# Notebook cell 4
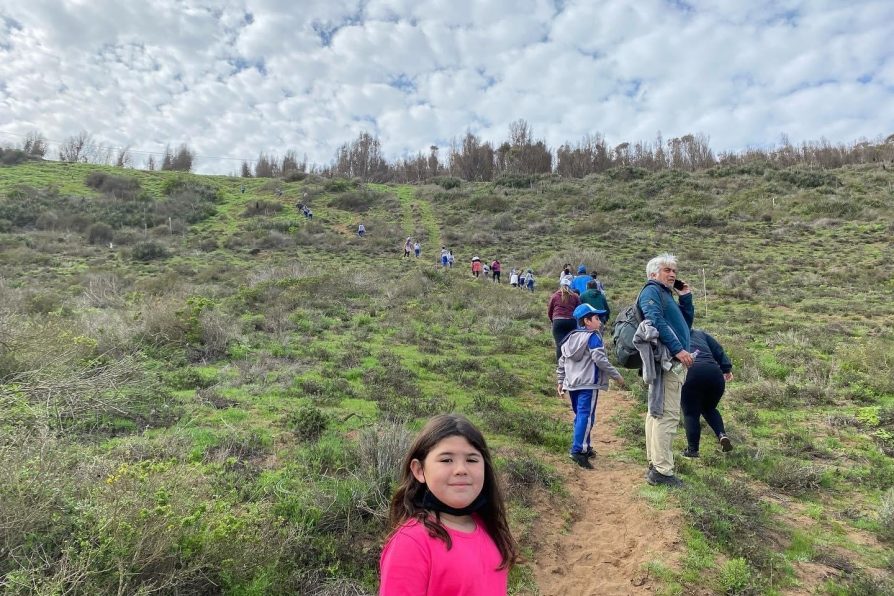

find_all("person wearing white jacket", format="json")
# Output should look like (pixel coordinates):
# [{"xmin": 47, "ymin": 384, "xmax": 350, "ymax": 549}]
[{"xmin": 556, "ymin": 304, "xmax": 626, "ymax": 469}]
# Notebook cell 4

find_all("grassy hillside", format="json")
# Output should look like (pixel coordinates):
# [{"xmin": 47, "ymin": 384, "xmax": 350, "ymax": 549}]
[{"xmin": 0, "ymin": 160, "xmax": 892, "ymax": 594}]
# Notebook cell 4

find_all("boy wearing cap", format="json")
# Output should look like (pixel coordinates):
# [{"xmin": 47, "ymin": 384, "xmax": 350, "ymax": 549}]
[
  {"xmin": 556, "ymin": 303, "xmax": 626, "ymax": 469},
  {"xmin": 570, "ymin": 264, "xmax": 594, "ymax": 295}
]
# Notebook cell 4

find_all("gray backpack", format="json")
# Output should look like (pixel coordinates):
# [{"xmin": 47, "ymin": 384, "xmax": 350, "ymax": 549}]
[{"xmin": 612, "ymin": 287, "xmax": 648, "ymax": 369}]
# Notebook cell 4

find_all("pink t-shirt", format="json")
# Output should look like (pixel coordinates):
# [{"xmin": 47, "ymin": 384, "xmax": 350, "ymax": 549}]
[{"xmin": 379, "ymin": 517, "xmax": 507, "ymax": 596}]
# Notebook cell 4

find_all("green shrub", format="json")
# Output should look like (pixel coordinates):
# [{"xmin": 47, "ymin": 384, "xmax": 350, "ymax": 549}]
[
  {"xmin": 84, "ymin": 171, "xmax": 142, "ymax": 199},
  {"xmin": 242, "ymin": 200, "xmax": 283, "ymax": 217},
  {"xmin": 323, "ymin": 178, "xmax": 354, "ymax": 192},
  {"xmin": 719, "ymin": 557, "xmax": 754, "ymax": 595},
  {"xmin": 289, "ymin": 405, "xmax": 329, "ymax": 441},
  {"xmin": 433, "ymin": 176, "xmax": 462, "ymax": 189},
  {"xmin": 131, "ymin": 241, "xmax": 169, "ymax": 261},
  {"xmin": 86, "ymin": 222, "xmax": 114, "ymax": 244}
]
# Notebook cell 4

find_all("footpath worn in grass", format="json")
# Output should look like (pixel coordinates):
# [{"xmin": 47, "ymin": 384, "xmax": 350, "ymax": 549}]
[{"xmin": 0, "ymin": 160, "xmax": 893, "ymax": 594}]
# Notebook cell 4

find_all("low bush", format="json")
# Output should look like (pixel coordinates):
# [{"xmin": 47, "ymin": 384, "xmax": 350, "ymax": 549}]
[
  {"xmin": 879, "ymin": 488, "xmax": 894, "ymax": 543},
  {"xmin": 86, "ymin": 221, "xmax": 113, "ymax": 245},
  {"xmin": 131, "ymin": 241, "xmax": 169, "ymax": 261},
  {"xmin": 433, "ymin": 176, "xmax": 462, "ymax": 189},
  {"xmin": 323, "ymin": 178, "xmax": 355, "ymax": 192},
  {"xmin": 242, "ymin": 200, "xmax": 283, "ymax": 217},
  {"xmin": 84, "ymin": 171, "xmax": 142, "ymax": 199},
  {"xmin": 289, "ymin": 405, "xmax": 329, "ymax": 442}
]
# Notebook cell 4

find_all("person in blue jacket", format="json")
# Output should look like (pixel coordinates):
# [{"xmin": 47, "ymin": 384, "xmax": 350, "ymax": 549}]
[
  {"xmin": 638, "ymin": 253, "xmax": 695, "ymax": 488},
  {"xmin": 681, "ymin": 329, "xmax": 734, "ymax": 458},
  {"xmin": 570, "ymin": 264, "xmax": 593, "ymax": 295}
]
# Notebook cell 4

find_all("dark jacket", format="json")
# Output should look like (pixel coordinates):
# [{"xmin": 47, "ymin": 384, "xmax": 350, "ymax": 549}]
[
  {"xmin": 638, "ymin": 280, "xmax": 693, "ymax": 356},
  {"xmin": 580, "ymin": 289, "xmax": 610, "ymax": 321},
  {"xmin": 689, "ymin": 329, "xmax": 732, "ymax": 374}
]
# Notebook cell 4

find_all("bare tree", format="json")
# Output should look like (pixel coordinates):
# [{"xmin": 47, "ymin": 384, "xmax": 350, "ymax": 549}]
[
  {"xmin": 59, "ymin": 131, "xmax": 93, "ymax": 163},
  {"xmin": 22, "ymin": 130, "xmax": 48, "ymax": 157},
  {"xmin": 240, "ymin": 160, "xmax": 252, "ymax": 177},
  {"xmin": 146, "ymin": 155, "xmax": 157, "ymax": 171},
  {"xmin": 115, "ymin": 147, "xmax": 132, "ymax": 168}
]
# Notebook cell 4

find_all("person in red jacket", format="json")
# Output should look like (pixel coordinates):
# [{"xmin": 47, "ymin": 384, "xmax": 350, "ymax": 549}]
[{"xmin": 547, "ymin": 280, "xmax": 581, "ymax": 361}]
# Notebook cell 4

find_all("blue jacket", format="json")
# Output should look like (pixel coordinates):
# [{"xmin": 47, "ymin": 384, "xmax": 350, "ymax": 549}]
[
  {"xmin": 637, "ymin": 280, "xmax": 693, "ymax": 356},
  {"xmin": 570, "ymin": 274, "xmax": 593, "ymax": 295}
]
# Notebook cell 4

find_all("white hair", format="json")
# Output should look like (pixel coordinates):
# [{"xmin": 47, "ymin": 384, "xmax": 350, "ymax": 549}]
[{"xmin": 646, "ymin": 253, "xmax": 678, "ymax": 279}]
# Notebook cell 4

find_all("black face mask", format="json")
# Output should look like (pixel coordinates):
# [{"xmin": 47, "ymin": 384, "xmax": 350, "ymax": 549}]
[{"xmin": 418, "ymin": 488, "xmax": 488, "ymax": 517}]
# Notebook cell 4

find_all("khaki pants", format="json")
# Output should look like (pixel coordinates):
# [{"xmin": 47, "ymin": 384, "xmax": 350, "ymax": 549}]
[{"xmin": 645, "ymin": 366, "xmax": 687, "ymax": 476}]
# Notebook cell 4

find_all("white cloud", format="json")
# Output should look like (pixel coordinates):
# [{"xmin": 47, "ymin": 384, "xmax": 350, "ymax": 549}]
[{"xmin": 0, "ymin": 0, "xmax": 892, "ymax": 173}]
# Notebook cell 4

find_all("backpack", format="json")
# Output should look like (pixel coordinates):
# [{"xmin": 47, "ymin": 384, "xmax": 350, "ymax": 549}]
[{"xmin": 612, "ymin": 286, "xmax": 650, "ymax": 369}]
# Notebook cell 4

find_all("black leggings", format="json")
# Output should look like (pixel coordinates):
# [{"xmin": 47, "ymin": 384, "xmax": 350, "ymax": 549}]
[
  {"xmin": 552, "ymin": 318, "xmax": 577, "ymax": 361},
  {"xmin": 681, "ymin": 370, "xmax": 726, "ymax": 451}
]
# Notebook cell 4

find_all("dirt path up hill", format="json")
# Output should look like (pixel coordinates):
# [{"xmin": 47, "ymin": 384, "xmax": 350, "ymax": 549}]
[{"xmin": 530, "ymin": 390, "xmax": 684, "ymax": 595}]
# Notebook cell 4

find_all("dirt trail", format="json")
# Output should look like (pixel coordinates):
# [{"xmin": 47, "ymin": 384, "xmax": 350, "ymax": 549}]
[{"xmin": 530, "ymin": 390, "xmax": 684, "ymax": 595}]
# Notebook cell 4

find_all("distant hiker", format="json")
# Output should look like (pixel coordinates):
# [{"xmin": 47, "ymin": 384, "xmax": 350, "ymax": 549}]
[
  {"xmin": 547, "ymin": 280, "xmax": 581, "ymax": 361},
  {"xmin": 559, "ymin": 264, "xmax": 573, "ymax": 288},
  {"xmin": 570, "ymin": 264, "xmax": 594, "ymax": 295},
  {"xmin": 556, "ymin": 303, "xmax": 625, "ymax": 469},
  {"xmin": 482, "ymin": 263, "xmax": 490, "ymax": 279},
  {"xmin": 404, "ymin": 237, "xmax": 413, "ymax": 258},
  {"xmin": 471, "ymin": 256, "xmax": 482, "ymax": 278},
  {"xmin": 441, "ymin": 247, "xmax": 449, "ymax": 267},
  {"xmin": 306, "ymin": 208, "xmax": 313, "ymax": 219},
  {"xmin": 580, "ymin": 279, "xmax": 610, "ymax": 324},
  {"xmin": 681, "ymin": 329, "xmax": 734, "ymax": 458},
  {"xmin": 509, "ymin": 268, "xmax": 519, "ymax": 287},
  {"xmin": 414, "ymin": 241, "xmax": 421, "ymax": 258},
  {"xmin": 275, "ymin": 188, "xmax": 283, "ymax": 197},
  {"xmin": 240, "ymin": 184, "xmax": 246, "ymax": 194},
  {"xmin": 525, "ymin": 269, "xmax": 535, "ymax": 292},
  {"xmin": 379, "ymin": 414, "xmax": 517, "ymax": 594},
  {"xmin": 591, "ymin": 270, "xmax": 605, "ymax": 293},
  {"xmin": 447, "ymin": 250, "xmax": 455, "ymax": 268},
  {"xmin": 637, "ymin": 253, "xmax": 694, "ymax": 489},
  {"xmin": 358, "ymin": 223, "xmax": 366, "ymax": 237},
  {"xmin": 491, "ymin": 259, "xmax": 501, "ymax": 283}
]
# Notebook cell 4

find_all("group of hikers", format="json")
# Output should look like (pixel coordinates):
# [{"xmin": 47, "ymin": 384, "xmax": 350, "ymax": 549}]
[
  {"xmin": 378, "ymin": 252, "xmax": 735, "ymax": 595},
  {"xmin": 551, "ymin": 253, "xmax": 733, "ymax": 485}
]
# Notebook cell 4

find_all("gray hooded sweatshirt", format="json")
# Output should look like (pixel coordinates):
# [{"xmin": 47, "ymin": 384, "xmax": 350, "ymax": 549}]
[{"xmin": 556, "ymin": 329, "xmax": 623, "ymax": 392}]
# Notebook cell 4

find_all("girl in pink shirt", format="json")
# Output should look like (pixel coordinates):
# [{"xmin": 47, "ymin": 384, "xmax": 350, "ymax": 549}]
[{"xmin": 379, "ymin": 414, "xmax": 517, "ymax": 596}]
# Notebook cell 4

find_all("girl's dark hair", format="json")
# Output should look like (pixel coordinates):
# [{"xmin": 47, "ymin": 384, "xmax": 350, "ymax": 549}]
[{"xmin": 387, "ymin": 414, "xmax": 517, "ymax": 570}]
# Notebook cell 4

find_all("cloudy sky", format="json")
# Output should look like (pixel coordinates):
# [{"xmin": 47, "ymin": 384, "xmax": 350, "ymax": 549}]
[{"xmin": 1, "ymin": 0, "xmax": 892, "ymax": 174}]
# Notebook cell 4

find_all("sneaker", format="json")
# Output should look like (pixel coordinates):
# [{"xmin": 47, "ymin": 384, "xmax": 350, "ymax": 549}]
[
  {"xmin": 585, "ymin": 448, "xmax": 596, "ymax": 459},
  {"xmin": 719, "ymin": 434, "xmax": 733, "ymax": 452},
  {"xmin": 570, "ymin": 452, "xmax": 594, "ymax": 469},
  {"xmin": 645, "ymin": 463, "xmax": 654, "ymax": 480},
  {"xmin": 681, "ymin": 447, "xmax": 700, "ymax": 459},
  {"xmin": 646, "ymin": 468, "xmax": 684, "ymax": 488}
]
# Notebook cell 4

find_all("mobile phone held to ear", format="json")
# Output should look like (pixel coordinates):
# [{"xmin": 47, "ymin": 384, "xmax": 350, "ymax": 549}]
[{"xmin": 673, "ymin": 279, "xmax": 686, "ymax": 291}]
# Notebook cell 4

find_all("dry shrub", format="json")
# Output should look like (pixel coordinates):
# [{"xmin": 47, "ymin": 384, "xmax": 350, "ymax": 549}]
[
  {"xmin": 78, "ymin": 271, "xmax": 127, "ymax": 308},
  {"xmin": 540, "ymin": 248, "xmax": 614, "ymax": 281},
  {"xmin": 354, "ymin": 419, "xmax": 413, "ymax": 518}
]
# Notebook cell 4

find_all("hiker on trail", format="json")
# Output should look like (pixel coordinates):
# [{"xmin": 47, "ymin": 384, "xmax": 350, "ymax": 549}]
[
  {"xmin": 379, "ymin": 414, "xmax": 517, "ymax": 595},
  {"xmin": 414, "ymin": 241, "xmax": 421, "ymax": 258},
  {"xmin": 471, "ymin": 257, "xmax": 482, "ymax": 278},
  {"xmin": 447, "ymin": 250, "xmax": 455, "ymax": 268},
  {"xmin": 440, "ymin": 247, "xmax": 449, "ymax": 267},
  {"xmin": 525, "ymin": 269, "xmax": 535, "ymax": 292},
  {"xmin": 591, "ymin": 270, "xmax": 606, "ymax": 293},
  {"xmin": 580, "ymin": 279, "xmax": 610, "ymax": 324},
  {"xmin": 404, "ymin": 237, "xmax": 413, "ymax": 258},
  {"xmin": 637, "ymin": 253, "xmax": 695, "ymax": 488},
  {"xmin": 482, "ymin": 262, "xmax": 490, "ymax": 279},
  {"xmin": 491, "ymin": 259, "xmax": 501, "ymax": 283},
  {"xmin": 559, "ymin": 264, "xmax": 573, "ymax": 288},
  {"xmin": 509, "ymin": 268, "xmax": 519, "ymax": 287},
  {"xmin": 570, "ymin": 264, "xmax": 594, "ymax": 295},
  {"xmin": 556, "ymin": 304, "xmax": 626, "ymax": 469},
  {"xmin": 547, "ymin": 280, "xmax": 581, "ymax": 361},
  {"xmin": 358, "ymin": 223, "xmax": 366, "ymax": 237},
  {"xmin": 240, "ymin": 184, "xmax": 246, "ymax": 194},
  {"xmin": 681, "ymin": 329, "xmax": 734, "ymax": 458},
  {"xmin": 517, "ymin": 269, "xmax": 526, "ymax": 289}
]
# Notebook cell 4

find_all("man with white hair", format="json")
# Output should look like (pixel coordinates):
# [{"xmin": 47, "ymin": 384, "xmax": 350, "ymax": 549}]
[{"xmin": 638, "ymin": 253, "xmax": 695, "ymax": 488}]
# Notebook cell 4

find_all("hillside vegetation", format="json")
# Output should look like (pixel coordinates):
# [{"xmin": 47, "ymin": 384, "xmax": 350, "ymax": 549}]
[{"xmin": 0, "ymin": 160, "xmax": 892, "ymax": 594}]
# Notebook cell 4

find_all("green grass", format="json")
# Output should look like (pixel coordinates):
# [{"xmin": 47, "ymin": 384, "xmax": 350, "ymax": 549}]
[{"xmin": 1, "ymin": 160, "xmax": 893, "ymax": 592}]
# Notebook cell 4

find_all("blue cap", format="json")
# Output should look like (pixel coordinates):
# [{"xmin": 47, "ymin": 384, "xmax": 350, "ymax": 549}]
[
  {"xmin": 577, "ymin": 264, "xmax": 586, "ymax": 273},
  {"xmin": 573, "ymin": 303, "xmax": 606, "ymax": 320}
]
